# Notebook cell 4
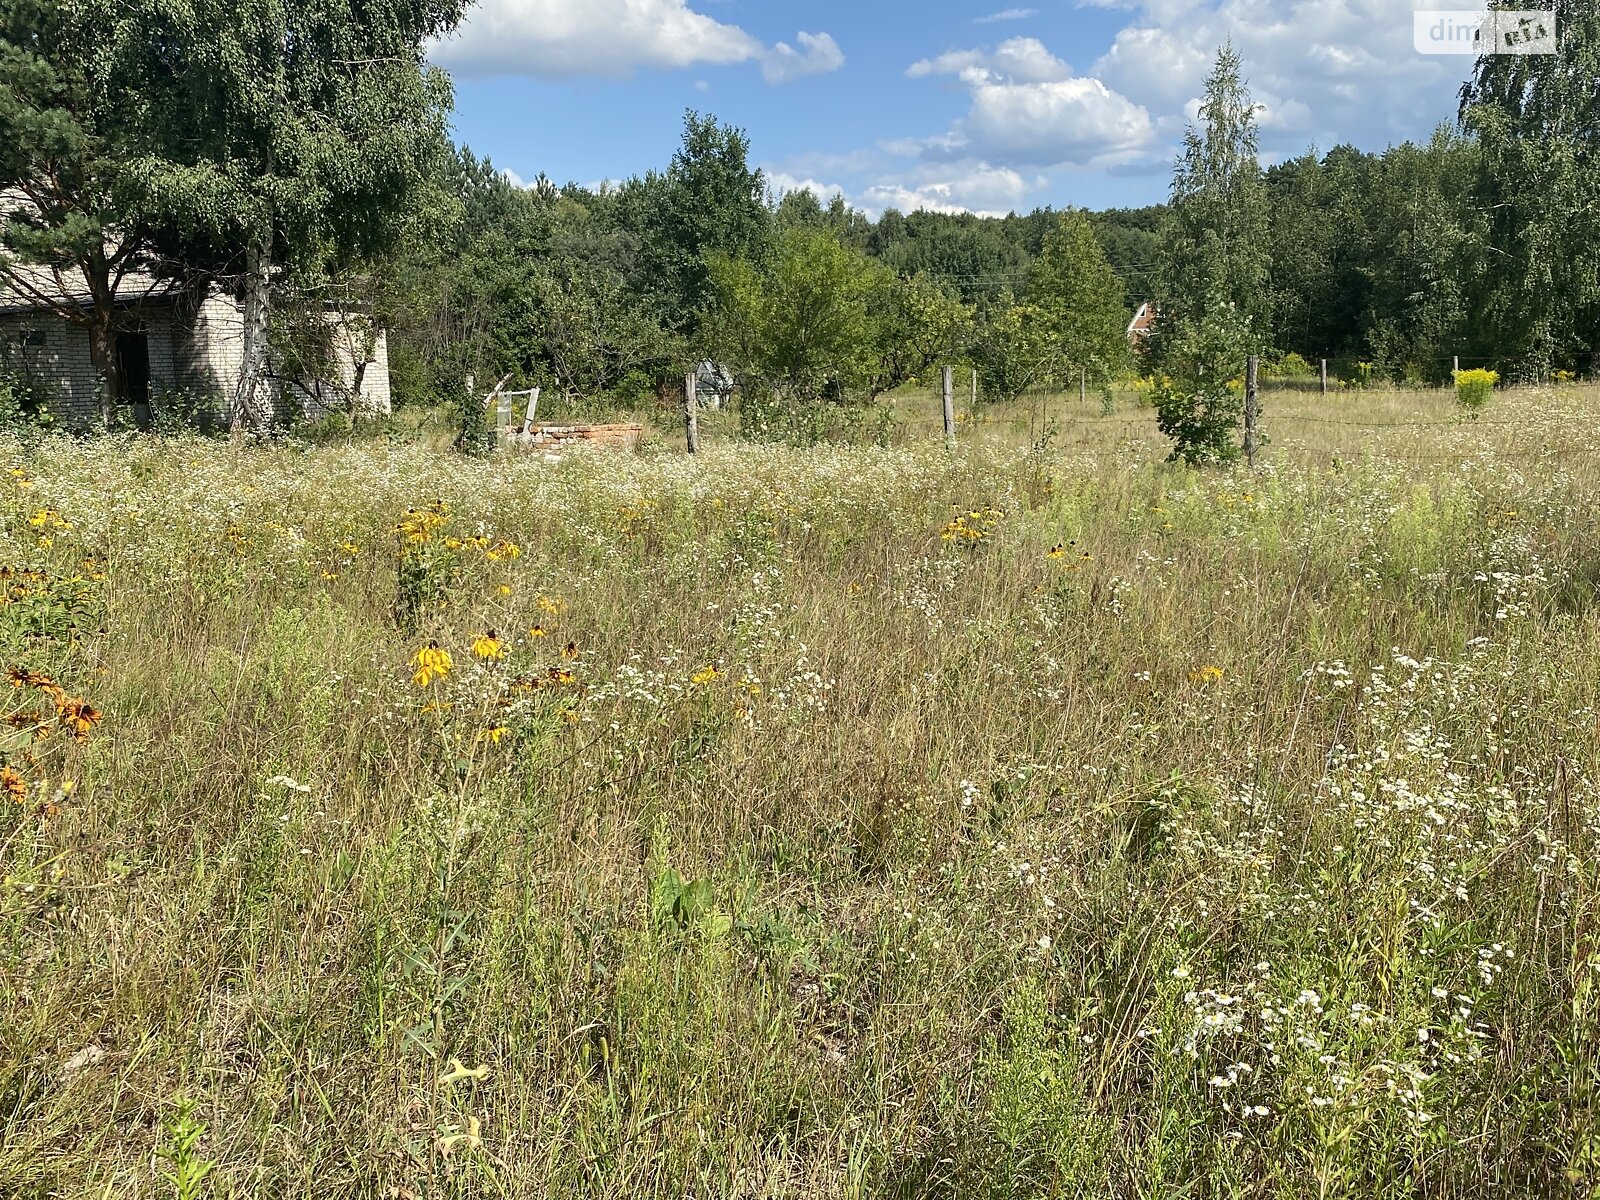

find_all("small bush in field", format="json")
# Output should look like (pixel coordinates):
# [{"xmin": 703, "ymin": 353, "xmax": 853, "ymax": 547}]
[
  {"xmin": 1454, "ymin": 368, "xmax": 1498, "ymax": 416},
  {"xmin": 1267, "ymin": 352, "xmax": 1316, "ymax": 379}
]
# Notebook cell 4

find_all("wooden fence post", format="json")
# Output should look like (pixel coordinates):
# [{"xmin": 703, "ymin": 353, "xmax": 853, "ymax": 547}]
[
  {"xmin": 971, "ymin": 368, "xmax": 978, "ymax": 413},
  {"xmin": 1079, "ymin": 366, "xmax": 1087, "ymax": 405},
  {"xmin": 1320, "ymin": 358, "xmax": 1328, "ymax": 397},
  {"xmin": 942, "ymin": 365, "xmax": 956, "ymax": 449},
  {"xmin": 1244, "ymin": 355, "xmax": 1259, "ymax": 468},
  {"xmin": 684, "ymin": 371, "xmax": 700, "ymax": 455},
  {"xmin": 1453, "ymin": 355, "xmax": 1460, "ymax": 377},
  {"xmin": 482, "ymin": 373, "xmax": 512, "ymax": 451}
]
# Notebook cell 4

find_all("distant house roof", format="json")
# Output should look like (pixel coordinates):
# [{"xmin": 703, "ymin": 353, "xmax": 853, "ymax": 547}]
[
  {"xmin": 0, "ymin": 191, "xmax": 185, "ymax": 316},
  {"xmin": 1127, "ymin": 302, "xmax": 1157, "ymax": 339},
  {"xmin": 0, "ymin": 261, "xmax": 185, "ymax": 317}
]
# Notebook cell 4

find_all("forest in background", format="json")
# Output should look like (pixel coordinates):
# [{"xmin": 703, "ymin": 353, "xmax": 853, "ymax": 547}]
[
  {"xmin": 379, "ymin": 81, "xmax": 1595, "ymax": 422},
  {"xmin": 2, "ymin": 1, "xmax": 1596, "ymax": 449}
]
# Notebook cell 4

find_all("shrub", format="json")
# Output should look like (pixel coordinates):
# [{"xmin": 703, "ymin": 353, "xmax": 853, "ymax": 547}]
[
  {"xmin": 1453, "ymin": 368, "xmax": 1498, "ymax": 416},
  {"xmin": 0, "ymin": 356, "xmax": 55, "ymax": 433},
  {"xmin": 1267, "ymin": 352, "xmax": 1316, "ymax": 379},
  {"xmin": 1148, "ymin": 302, "xmax": 1258, "ymax": 465}
]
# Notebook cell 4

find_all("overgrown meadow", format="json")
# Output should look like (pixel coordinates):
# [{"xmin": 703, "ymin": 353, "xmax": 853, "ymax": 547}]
[{"xmin": 3, "ymin": 388, "xmax": 1599, "ymax": 1198}]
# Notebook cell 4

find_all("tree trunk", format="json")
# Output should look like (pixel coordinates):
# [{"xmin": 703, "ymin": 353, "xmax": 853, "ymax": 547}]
[
  {"xmin": 233, "ymin": 241, "xmax": 272, "ymax": 434},
  {"xmin": 82, "ymin": 252, "xmax": 123, "ymax": 429},
  {"xmin": 85, "ymin": 315, "xmax": 122, "ymax": 431}
]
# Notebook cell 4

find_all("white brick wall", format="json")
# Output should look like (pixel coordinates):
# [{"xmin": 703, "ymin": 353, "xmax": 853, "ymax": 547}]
[
  {"xmin": 0, "ymin": 315, "xmax": 101, "ymax": 425},
  {"xmin": 282, "ymin": 318, "xmax": 394, "ymax": 420},
  {"xmin": 1, "ymin": 290, "xmax": 393, "ymax": 428}
]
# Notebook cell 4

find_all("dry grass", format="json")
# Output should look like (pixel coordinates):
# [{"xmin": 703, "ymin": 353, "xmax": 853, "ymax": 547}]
[{"xmin": 3, "ymin": 384, "xmax": 1599, "ymax": 1198}]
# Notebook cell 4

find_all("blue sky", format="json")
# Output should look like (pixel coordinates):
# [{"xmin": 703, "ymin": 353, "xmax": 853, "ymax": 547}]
[{"xmin": 429, "ymin": 1, "xmax": 1482, "ymax": 215}]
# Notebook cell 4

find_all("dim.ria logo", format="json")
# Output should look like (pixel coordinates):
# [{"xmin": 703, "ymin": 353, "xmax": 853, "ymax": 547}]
[{"xmin": 1413, "ymin": 8, "xmax": 1557, "ymax": 55}]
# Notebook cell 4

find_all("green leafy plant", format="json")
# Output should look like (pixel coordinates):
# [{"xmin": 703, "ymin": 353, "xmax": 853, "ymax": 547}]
[
  {"xmin": 649, "ymin": 866, "xmax": 727, "ymax": 935},
  {"xmin": 1267, "ymin": 351, "xmax": 1317, "ymax": 379},
  {"xmin": 155, "ymin": 1098, "xmax": 216, "ymax": 1200},
  {"xmin": 1149, "ymin": 302, "xmax": 1257, "ymax": 464},
  {"xmin": 0, "ymin": 362, "xmax": 53, "ymax": 433}
]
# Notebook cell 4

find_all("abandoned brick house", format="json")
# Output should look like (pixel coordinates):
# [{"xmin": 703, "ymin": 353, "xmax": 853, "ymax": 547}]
[{"xmin": 0, "ymin": 262, "xmax": 391, "ymax": 430}]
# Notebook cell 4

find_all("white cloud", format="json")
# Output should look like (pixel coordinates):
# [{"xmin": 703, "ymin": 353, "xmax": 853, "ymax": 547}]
[
  {"xmin": 954, "ymin": 76, "xmax": 1156, "ymax": 166},
  {"xmin": 858, "ymin": 164, "xmax": 1035, "ymax": 217},
  {"xmin": 431, "ymin": 0, "xmax": 841, "ymax": 86},
  {"xmin": 765, "ymin": 172, "xmax": 849, "ymax": 206},
  {"xmin": 976, "ymin": 8, "xmax": 1038, "ymax": 23},
  {"xmin": 766, "ymin": 159, "xmax": 1038, "ymax": 218},
  {"xmin": 908, "ymin": 38, "xmax": 1155, "ymax": 169},
  {"xmin": 762, "ymin": 32, "xmax": 846, "ymax": 85},
  {"xmin": 908, "ymin": 37, "xmax": 1073, "ymax": 85},
  {"xmin": 1089, "ymin": 0, "xmax": 1466, "ymax": 154}
]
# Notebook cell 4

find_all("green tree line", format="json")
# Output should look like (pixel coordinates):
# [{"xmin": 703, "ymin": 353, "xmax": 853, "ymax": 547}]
[{"xmin": 1, "ymin": 1, "xmax": 1595, "ymax": 443}]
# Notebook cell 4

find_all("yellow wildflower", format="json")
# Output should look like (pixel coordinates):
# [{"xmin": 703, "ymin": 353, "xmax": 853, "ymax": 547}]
[
  {"xmin": 536, "ymin": 595, "xmax": 565, "ymax": 615},
  {"xmin": 478, "ymin": 725, "xmax": 510, "ymax": 745},
  {"xmin": 528, "ymin": 624, "xmax": 549, "ymax": 639},
  {"xmin": 1189, "ymin": 664, "xmax": 1225, "ymax": 686},
  {"xmin": 690, "ymin": 665, "xmax": 720, "ymax": 687},
  {"xmin": 412, "ymin": 643, "xmax": 454, "ymax": 687},
  {"xmin": 472, "ymin": 632, "xmax": 506, "ymax": 661}
]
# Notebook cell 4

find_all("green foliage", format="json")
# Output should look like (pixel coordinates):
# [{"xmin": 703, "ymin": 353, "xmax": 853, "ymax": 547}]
[
  {"xmin": 0, "ymin": 356, "xmax": 52, "ymax": 435},
  {"xmin": 979, "ymin": 979, "xmax": 1108, "ymax": 1197},
  {"xmin": 871, "ymin": 208, "xmax": 1029, "ymax": 305},
  {"xmin": 970, "ymin": 290, "xmax": 1054, "ymax": 406},
  {"xmin": 1454, "ymin": 368, "xmax": 1498, "ymax": 415},
  {"xmin": 657, "ymin": 111, "xmax": 771, "ymax": 336},
  {"xmin": 1150, "ymin": 45, "xmax": 1270, "ymax": 463},
  {"xmin": 1461, "ymin": 1, "xmax": 1600, "ymax": 376},
  {"xmin": 1150, "ymin": 303, "xmax": 1256, "ymax": 464},
  {"xmin": 866, "ymin": 270, "xmax": 973, "ymax": 399},
  {"xmin": 708, "ymin": 226, "xmax": 965, "ymax": 440},
  {"xmin": 1026, "ymin": 209, "xmax": 1130, "ymax": 394},
  {"xmin": 1155, "ymin": 44, "xmax": 1273, "ymax": 339},
  {"xmin": 1267, "ymin": 352, "xmax": 1317, "ymax": 379},
  {"xmin": 149, "ymin": 388, "xmax": 221, "ymax": 436},
  {"xmin": 0, "ymin": 0, "xmax": 467, "ymax": 424},
  {"xmin": 708, "ymin": 227, "xmax": 879, "ymax": 406},
  {"xmin": 523, "ymin": 211, "xmax": 682, "ymax": 402},
  {"xmin": 155, "ymin": 1098, "xmax": 216, "ymax": 1200},
  {"xmin": 0, "ymin": 563, "xmax": 100, "ymax": 644},
  {"xmin": 649, "ymin": 866, "xmax": 725, "ymax": 935}
]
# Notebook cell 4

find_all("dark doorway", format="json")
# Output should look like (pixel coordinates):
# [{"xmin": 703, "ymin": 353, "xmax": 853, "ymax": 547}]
[{"xmin": 115, "ymin": 329, "xmax": 152, "ymax": 430}]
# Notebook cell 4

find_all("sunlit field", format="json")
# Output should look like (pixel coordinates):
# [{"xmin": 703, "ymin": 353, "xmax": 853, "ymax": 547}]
[{"xmin": 4, "ymin": 385, "xmax": 1600, "ymax": 1198}]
